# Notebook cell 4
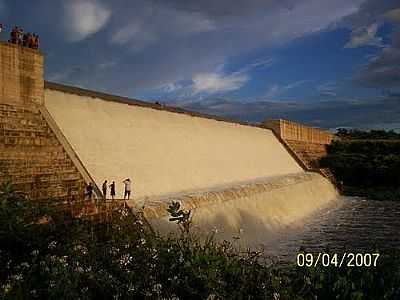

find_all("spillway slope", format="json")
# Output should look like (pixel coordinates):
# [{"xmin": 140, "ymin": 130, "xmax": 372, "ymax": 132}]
[{"xmin": 45, "ymin": 87, "xmax": 303, "ymax": 199}]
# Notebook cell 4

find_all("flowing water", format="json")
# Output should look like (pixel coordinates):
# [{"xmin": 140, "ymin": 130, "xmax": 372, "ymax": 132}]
[
  {"xmin": 148, "ymin": 172, "xmax": 339, "ymax": 247},
  {"xmin": 147, "ymin": 173, "xmax": 399, "ymax": 265},
  {"xmin": 262, "ymin": 197, "xmax": 400, "ymax": 262}
]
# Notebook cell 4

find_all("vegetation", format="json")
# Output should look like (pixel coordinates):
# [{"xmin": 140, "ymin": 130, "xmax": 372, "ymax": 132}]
[
  {"xmin": 335, "ymin": 128, "xmax": 400, "ymax": 140},
  {"xmin": 320, "ymin": 129, "xmax": 400, "ymax": 201},
  {"xmin": 1, "ymin": 183, "xmax": 400, "ymax": 299}
]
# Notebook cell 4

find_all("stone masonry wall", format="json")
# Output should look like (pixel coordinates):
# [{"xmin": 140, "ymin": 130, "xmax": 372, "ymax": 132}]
[
  {"xmin": 0, "ymin": 42, "xmax": 86, "ymax": 202},
  {"xmin": 263, "ymin": 119, "xmax": 335, "ymax": 170},
  {"xmin": 0, "ymin": 42, "xmax": 44, "ymax": 106}
]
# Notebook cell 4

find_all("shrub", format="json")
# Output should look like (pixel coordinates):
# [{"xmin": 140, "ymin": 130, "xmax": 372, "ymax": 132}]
[{"xmin": 1, "ymin": 184, "xmax": 400, "ymax": 299}]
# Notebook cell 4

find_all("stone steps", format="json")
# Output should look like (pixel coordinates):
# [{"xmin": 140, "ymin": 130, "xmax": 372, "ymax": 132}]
[{"xmin": 0, "ymin": 102, "xmax": 86, "ymax": 202}]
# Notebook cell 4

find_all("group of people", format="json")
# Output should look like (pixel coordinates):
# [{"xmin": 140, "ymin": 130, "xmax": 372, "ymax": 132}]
[
  {"xmin": 85, "ymin": 179, "xmax": 132, "ymax": 201},
  {"xmin": 0, "ymin": 24, "xmax": 40, "ymax": 49}
]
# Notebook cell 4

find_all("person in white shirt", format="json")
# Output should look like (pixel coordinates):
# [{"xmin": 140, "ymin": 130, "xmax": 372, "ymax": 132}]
[{"xmin": 123, "ymin": 178, "xmax": 132, "ymax": 200}]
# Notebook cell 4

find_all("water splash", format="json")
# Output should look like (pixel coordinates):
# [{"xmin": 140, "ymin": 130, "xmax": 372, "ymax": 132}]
[{"xmin": 143, "ymin": 172, "xmax": 338, "ymax": 248}]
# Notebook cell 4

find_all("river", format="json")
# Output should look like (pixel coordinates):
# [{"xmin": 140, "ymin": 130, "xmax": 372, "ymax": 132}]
[{"xmin": 262, "ymin": 197, "xmax": 400, "ymax": 262}]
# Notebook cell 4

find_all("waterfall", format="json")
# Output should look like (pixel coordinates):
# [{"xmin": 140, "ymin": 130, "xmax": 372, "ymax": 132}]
[{"xmin": 144, "ymin": 172, "xmax": 338, "ymax": 248}]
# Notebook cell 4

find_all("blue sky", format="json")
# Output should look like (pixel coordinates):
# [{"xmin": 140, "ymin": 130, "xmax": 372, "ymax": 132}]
[{"xmin": 0, "ymin": 0, "xmax": 399, "ymax": 129}]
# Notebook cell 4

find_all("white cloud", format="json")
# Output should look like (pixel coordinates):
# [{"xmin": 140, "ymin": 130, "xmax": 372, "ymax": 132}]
[
  {"xmin": 111, "ymin": 5, "xmax": 215, "ymax": 49},
  {"xmin": 188, "ymin": 57, "xmax": 276, "ymax": 95},
  {"xmin": 265, "ymin": 84, "xmax": 281, "ymax": 98},
  {"xmin": 173, "ymin": 11, "xmax": 216, "ymax": 34},
  {"xmin": 159, "ymin": 82, "xmax": 185, "ymax": 93},
  {"xmin": 52, "ymin": 0, "xmax": 368, "ymax": 95},
  {"xmin": 112, "ymin": 22, "xmax": 157, "ymax": 50},
  {"xmin": 344, "ymin": 22, "xmax": 384, "ymax": 48},
  {"xmin": 265, "ymin": 80, "xmax": 313, "ymax": 98},
  {"xmin": 64, "ymin": 0, "xmax": 111, "ymax": 42},
  {"xmin": 149, "ymin": 57, "xmax": 273, "ymax": 98},
  {"xmin": 318, "ymin": 81, "xmax": 338, "ymax": 96},
  {"xmin": 236, "ymin": 58, "xmax": 275, "ymax": 75},
  {"xmin": 191, "ymin": 72, "xmax": 248, "ymax": 95},
  {"xmin": 98, "ymin": 60, "xmax": 118, "ymax": 69}
]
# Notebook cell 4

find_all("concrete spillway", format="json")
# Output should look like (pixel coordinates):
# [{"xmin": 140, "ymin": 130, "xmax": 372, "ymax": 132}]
[
  {"xmin": 147, "ymin": 172, "xmax": 338, "ymax": 247},
  {"xmin": 44, "ymin": 87, "xmax": 303, "ymax": 200}
]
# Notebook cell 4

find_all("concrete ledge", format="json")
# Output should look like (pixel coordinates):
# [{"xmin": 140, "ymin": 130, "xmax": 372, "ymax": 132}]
[
  {"xmin": 145, "ymin": 172, "xmax": 338, "ymax": 247},
  {"xmin": 139, "ymin": 172, "xmax": 330, "ymax": 219}
]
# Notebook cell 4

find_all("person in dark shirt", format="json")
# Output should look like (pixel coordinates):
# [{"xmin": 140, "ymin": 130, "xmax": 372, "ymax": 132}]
[
  {"xmin": 22, "ymin": 32, "xmax": 29, "ymax": 47},
  {"xmin": 85, "ymin": 183, "xmax": 94, "ymax": 201},
  {"xmin": 32, "ymin": 34, "xmax": 39, "ymax": 49},
  {"xmin": 110, "ymin": 181, "xmax": 116, "ymax": 200},
  {"xmin": 10, "ymin": 26, "xmax": 18, "ymax": 44},
  {"xmin": 102, "ymin": 180, "xmax": 108, "ymax": 199}
]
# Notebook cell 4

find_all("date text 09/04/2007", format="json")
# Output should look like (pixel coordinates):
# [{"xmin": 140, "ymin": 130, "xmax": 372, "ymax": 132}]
[{"xmin": 296, "ymin": 252, "xmax": 380, "ymax": 267}]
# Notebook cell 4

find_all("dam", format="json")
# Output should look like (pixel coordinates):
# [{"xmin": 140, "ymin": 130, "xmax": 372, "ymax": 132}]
[{"xmin": 0, "ymin": 41, "xmax": 339, "ymax": 247}]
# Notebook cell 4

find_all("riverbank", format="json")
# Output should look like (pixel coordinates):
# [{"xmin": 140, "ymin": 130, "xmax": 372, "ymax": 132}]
[{"xmin": 320, "ymin": 130, "xmax": 400, "ymax": 201}]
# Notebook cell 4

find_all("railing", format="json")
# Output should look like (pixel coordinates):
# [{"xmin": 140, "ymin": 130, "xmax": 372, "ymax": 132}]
[{"xmin": 38, "ymin": 105, "xmax": 104, "ymax": 200}]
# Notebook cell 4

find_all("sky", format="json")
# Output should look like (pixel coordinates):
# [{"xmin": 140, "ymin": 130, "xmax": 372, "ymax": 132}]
[{"xmin": 0, "ymin": 0, "xmax": 399, "ymax": 129}]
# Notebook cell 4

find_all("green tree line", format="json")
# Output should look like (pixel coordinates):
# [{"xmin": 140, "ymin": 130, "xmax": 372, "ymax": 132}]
[{"xmin": 320, "ymin": 129, "xmax": 400, "ymax": 201}]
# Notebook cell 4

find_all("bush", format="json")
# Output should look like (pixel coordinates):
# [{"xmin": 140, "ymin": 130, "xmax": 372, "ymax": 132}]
[
  {"xmin": 1, "ymin": 183, "xmax": 400, "ymax": 299},
  {"xmin": 320, "ymin": 140, "xmax": 400, "ymax": 200}
]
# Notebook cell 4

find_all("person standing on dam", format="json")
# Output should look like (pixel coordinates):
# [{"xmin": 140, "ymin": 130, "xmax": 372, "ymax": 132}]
[
  {"xmin": 123, "ymin": 178, "xmax": 132, "ymax": 200},
  {"xmin": 102, "ymin": 180, "xmax": 108, "ymax": 199},
  {"xmin": 110, "ymin": 181, "xmax": 116, "ymax": 200},
  {"xmin": 85, "ymin": 182, "xmax": 94, "ymax": 201}
]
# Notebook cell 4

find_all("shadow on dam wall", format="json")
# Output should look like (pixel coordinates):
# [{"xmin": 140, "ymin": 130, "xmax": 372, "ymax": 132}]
[{"xmin": 144, "ymin": 172, "xmax": 338, "ymax": 249}]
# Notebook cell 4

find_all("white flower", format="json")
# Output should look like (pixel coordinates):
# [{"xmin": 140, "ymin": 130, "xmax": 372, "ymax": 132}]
[
  {"xmin": 152, "ymin": 283, "xmax": 162, "ymax": 294},
  {"xmin": 2, "ymin": 282, "xmax": 12, "ymax": 293},
  {"xmin": 14, "ymin": 274, "xmax": 23, "ymax": 281},
  {"xmin": 119, "ymin": 254, "xmax": 133, "ymax": 267},
  {"xmin": 73, "ymin": 244, "xmax": 88, "ymax": 255},
  {"xmin": 128, "ymin": 283, "xmax": 135, "ymax": 292},
  {"xmin": 48, "ymin": 241, "xmax": 57, "ymax": 250},
  {"xmin": 120, "ymin": 208, "xmax": 129, "ymax": 217}
]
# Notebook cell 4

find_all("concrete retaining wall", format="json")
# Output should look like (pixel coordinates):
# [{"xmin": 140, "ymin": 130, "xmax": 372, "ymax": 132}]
[{"xmin": 264, "ymin": 119, "xmax": 335, "ymax": 169}]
